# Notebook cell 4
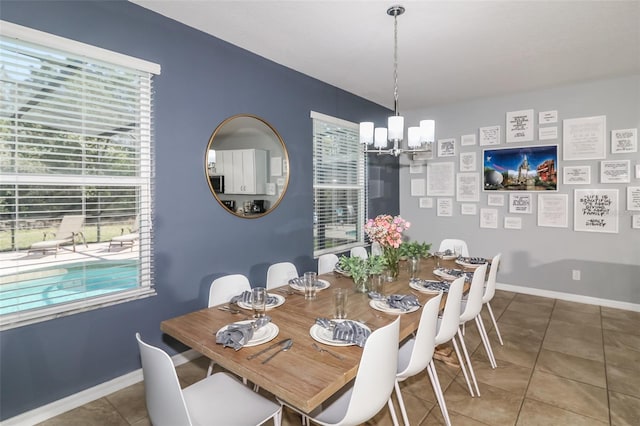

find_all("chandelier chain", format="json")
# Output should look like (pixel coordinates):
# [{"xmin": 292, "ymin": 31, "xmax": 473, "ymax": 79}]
[{"xmin": 393, "ymin": 12, "xmax": 399, "ymax": 116}]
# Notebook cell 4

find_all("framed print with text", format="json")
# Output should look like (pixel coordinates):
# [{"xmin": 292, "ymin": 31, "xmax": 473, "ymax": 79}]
[{"xmin": 574, "ymin": 189, "xmax": 618, "ymax": 233}]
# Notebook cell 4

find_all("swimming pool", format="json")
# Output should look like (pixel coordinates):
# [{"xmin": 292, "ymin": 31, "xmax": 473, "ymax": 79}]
[{"xmin": 0, "ymin": 260, "xmax": 139, "ymax": 315}]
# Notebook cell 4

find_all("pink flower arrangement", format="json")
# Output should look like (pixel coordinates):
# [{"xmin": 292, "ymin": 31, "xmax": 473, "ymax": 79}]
[{"xmin": 364, "ymin": 214, "xmax": 411, "ymax": 249}]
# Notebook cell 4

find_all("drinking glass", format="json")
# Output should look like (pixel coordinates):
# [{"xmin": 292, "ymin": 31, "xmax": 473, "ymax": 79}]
[
  {"xmin": 251, "ymin": 287, "xmax": 267, "ymax": 318},
  {"xmin": 368, "ymin": 274, "xmax": 383, "ymax": 294},
  {"xmin": 303, "ymin": 271, "xmax": 317, "ymax": 300},
  {"xmin": 333, "ymin": 288, "xmax": 348, "ymax": 319},
  {"xmin": 454, "ymin": 245, "xmax": 463, "ymax": 258}
]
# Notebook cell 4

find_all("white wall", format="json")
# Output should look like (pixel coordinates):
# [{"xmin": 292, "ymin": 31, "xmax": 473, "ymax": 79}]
[{"xmin": 400, "ymin": 75, "xmax": 640, "ymax": 304}]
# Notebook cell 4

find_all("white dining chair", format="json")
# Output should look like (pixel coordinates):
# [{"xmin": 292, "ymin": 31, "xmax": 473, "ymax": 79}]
[
  {"xmin": 283, "ymin": 317, "xmax": 401, "ymax": 426},
  {"xmin": 394, "ymin": 292, "xmax": 443, "ymax": 426},
  {"xmin": 482, "ymin": 253, "xmax": 503, "ymax": 346},
  {"xmin": 350, "ymin": 246, "xmax": 368, "ymax": 260},
  {"xmin": 318, "ymin": 253, "xmax": 339, "ymax": 275},
  {"xmin": 206, "ymin": 274, "xmax": 252, "ymax": 377},
  {"xmin": 438, "ymin": 239, "xmax": 469, "ymax": 257},
  {"xmin": 456, "ymin": 263, "xmax": 494, "ymax": 396},
  {"xmin": 430, "ymin": 277, "xmax": 465, "ymax": 423},
  {"xmin": 266, "ymin": 262, "xmax": 298, "ymax": 290},
  {"xmin": 371, "ymin": 241, "xmax": 383, "ymax": 256},
  {"xmin": 136, "ymin": 333, "xmax": 282, "ymax": 426}
]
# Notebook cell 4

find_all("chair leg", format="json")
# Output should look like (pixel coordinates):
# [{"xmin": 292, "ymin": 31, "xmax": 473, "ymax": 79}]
[
  {"xmin": 388, "ymin": 397, "xmax": 400, "ymax": 426},
  {"xmin": 476, "ymin": 314, "xmax": 497, "ymax": 369},
  {"xmin": 457, "ymin": 328, "xmax": 481, "ymax": 397},
  {"xmin": 394, "ymin": 380, "xmax": 410, "ymax": 426},
  {"xmin": 427, "ymin": 361, "xmax": 452, "ymax": 426},
  {"xmin": 206, "ymin": 360, "xmax": 214, "ymax": 377},
  {"xmin": 487, "ymin": 302, "xmax": 504, "ymax": 345},
  {"xmin": 451, "ymin": 337, "xmax": 475, "ymax": 397}
]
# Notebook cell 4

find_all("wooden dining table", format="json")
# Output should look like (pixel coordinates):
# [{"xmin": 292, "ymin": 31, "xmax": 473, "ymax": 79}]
[{"xmin": 160, "ymin": 256, "xmax": 471, "ymax": 413}]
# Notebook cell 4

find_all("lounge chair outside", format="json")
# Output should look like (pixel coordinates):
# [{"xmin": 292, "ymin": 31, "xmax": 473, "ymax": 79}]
[
  {"xmin": 28, "ymin": 215, "xmax": 87, "ymax": 255},
  {"xmin": 109, "ymin": 216, "xmax": 139, "ymax": 250}
]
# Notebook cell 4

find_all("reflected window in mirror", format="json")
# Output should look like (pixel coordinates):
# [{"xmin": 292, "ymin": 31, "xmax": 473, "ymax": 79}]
[{"xmin": 205, "ymin": 115, "xmax": 289, "ymax": 218}]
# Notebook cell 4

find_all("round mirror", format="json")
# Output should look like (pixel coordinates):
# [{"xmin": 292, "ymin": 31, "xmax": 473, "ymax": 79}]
[{"xmin": 205, "ymin": 114, "xmax": 289, "ymax": 218}]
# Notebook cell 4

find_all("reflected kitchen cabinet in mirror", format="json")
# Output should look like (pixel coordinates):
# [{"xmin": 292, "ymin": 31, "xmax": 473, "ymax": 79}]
[{"xmin": 205, "ymin": 114, "xmax": 289, "ymax": 218}]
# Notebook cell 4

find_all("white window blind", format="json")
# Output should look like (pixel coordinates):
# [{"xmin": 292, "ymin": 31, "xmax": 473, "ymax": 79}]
[
  {"xmin": 311, "ymin": 111, "xmax": 367, "ymax": 257},
  {"xmin": 0, "ymin": 22, "xmax": 159, "ymax": 329}
]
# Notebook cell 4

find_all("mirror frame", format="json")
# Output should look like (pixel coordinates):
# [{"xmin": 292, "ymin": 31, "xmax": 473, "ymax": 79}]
[{"xmin": 205, "ymin": 114, "xmax": 290, "ymax": 218}]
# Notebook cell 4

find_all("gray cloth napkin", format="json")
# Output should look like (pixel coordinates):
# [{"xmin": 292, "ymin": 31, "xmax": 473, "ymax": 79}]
[
  {"xmin": 457, "ymin": 256, "xmax": 489, "ymax": 265},
  {"xmin": 410, "ymin": 278, "xmax": 450, "ymax": 293},
  {"xmin": 230, "ymin": 291, "xmax": 279, "ymax": 306},
  {"xmin": 438, "ymin": 268, "xmax": 474, "ymax": 281},
  {"xmin": 315, "ymin": 318, "xmax": 371, "ymax": 347},
  {"xmin": 435, "ymin": 249, "xmax": 454, "ymax": 256},
  {"xmin": 289, "ymin": 277, "xmax": 323, "ymax": 287},
  {"xmin": 215, "ymin": 316, "xmax": 271, "ymax": 350},
  {"xmin": 368, "ymin": 292, "xmax": 421, "ymax": 311}
]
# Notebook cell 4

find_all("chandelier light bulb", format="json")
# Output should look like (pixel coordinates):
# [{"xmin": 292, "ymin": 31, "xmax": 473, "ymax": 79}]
[
  {"xmin": 387, "ymin": 115, "xmax": 404, "ymax": 141},
  {"xmin": 407, "ymin": 126, "xmax": 421, "ymax": 148},
  {"xmin": 420, "ymin": 119, "xmax": 435, "ymax": 143},
  {"xmin": 374, "ymin": 127, "xmax": 388, "ymax": 148},
  {"xmin": 359, "ymin": 122, "xmax": 374, "ymax": 145}
]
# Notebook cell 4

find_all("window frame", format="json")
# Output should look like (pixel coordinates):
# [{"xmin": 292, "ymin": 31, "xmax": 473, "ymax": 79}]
[
  {"xmin": 0, "ymin": 21, "xmax": 160, "ymax": 330},
  {"xmin": 311, "ymin": 111, "xmax": 367, "ymax": 257}
]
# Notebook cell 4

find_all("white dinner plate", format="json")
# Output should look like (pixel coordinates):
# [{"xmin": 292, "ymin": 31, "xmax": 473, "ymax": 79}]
[
  {"xmin": 433, "ymin": 268, "xmax": 460, "ymax": 280},
  {"xmin": 236, "ymin": 294, "xmax": 285, "ymax": 311},
  {"xmin": 409, "ymin": 280, "xmax": 449, "ymax": 294},
  {"xmin": 289, "ymin": 279, "xmax": 331, "ymax": 292},
  {"xmin": 455, "ymin": 259, "xmax": 482, "ymax": 269},
  {"xmin": 368, "ymin": 299, "xmax": 420, "ymax": 314},
  {"xmin": 333, "ymin": 267, "xmax": 351, "ymax": 277},
  {"xmin": 435, "ymin": 252, "xmax": 457, "ymax": 261},
  {"xmin": 216, "ymin": 320, "xmax": 279, "ymax": 347},
  {"xmin": 309, "ymin": 320, "xmax": 370, "ymax": 347}
]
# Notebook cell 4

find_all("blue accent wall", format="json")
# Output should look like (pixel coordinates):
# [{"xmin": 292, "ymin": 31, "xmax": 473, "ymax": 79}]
[{"xmin": 0, "ymin": 1, "xmax": 398, "ymax": 418}]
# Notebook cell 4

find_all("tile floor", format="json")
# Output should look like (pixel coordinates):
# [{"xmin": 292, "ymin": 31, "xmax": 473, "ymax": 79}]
[{"xmin": 37, "ymin": 291, "xmax": 640, "ymax": 425}]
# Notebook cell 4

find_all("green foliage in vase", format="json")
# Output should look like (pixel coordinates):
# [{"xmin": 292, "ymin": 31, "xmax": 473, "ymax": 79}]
[
  {"xmin": 366, "ymin": 255, "xmax": 386, "ymax": 276},
  {"xmin": 399, "ymin": 241, "xmax": 432, "ymax": 258},
  {"xmin": 338, "ymin": 255, "xmax": 368, "ymax": 284},
  {"xmin": 337, "ymin": 254, "xmax": 385, "ymax": 283}
]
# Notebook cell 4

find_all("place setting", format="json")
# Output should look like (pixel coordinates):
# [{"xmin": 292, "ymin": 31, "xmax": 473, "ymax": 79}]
[
  {"xmin": 433, "ymin": 267, "xmax": 474, "ymax": 281},
  {"xmin": 230, "ymin": 289, "xmax": 285, "ymax": 311},
  {"xmin": 409, "ymin": 278, "xmax": 450, "ymax": 294},
  {"xmin": 367, "ymin": 291, "xmax": 421, "ymax": 314},
  {"xmin": 455, "ymin": 256, "xmax": 490, "ymax": 269},
  {"xmin": 215, "ymin": 315, "xmax": 280, "ymax": 350},
  {"xmin": 433, "ymin": 249, "xmax": 457, "ymax": 261},
  {"xmin": 288, "ymin": 271, "xmax": 331, "ymax": 300},
  {"xmin": 309, "ymin": 288, "xmax": 370, "ymax": 348},
  {"xmin": 215, "ymin": 288, "xmax": 284, "ymax": 353}
]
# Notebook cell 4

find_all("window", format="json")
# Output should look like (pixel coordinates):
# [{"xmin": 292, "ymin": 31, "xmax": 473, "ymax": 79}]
[
  {"xmin": 311, "ymin": 111, "xmax": 366, "ymax": 257},
  {"xmin": 0, "ymin": 21, "xmax": 160, "ymax": 329}
]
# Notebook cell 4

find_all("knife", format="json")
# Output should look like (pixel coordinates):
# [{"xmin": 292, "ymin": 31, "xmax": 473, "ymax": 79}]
[{"xmin": 246, "ymin": 338, "xmax": 290, "ymax": 360}]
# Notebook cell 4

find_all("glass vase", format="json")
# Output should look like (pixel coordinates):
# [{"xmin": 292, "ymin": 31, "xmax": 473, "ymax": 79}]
[
  {"xmin": 353, "ymin": 275, "xmax": 368, "ymax": 293},
  {"xmin": 383, "ymin": 246, "xmax": 400, "ymax": 282},
  {"xmin": 408, "ymin": 256, "xmax": 420, "ymax": 279}
]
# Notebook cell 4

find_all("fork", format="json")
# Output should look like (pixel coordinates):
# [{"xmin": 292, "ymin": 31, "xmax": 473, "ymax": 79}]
[
  {"xmin": 311, "ymin": 343, "xmax": 344, "ymax": 360},
  {"xmin": 217, "ymin": 305, "xmax": 241, "ymax": 314}
]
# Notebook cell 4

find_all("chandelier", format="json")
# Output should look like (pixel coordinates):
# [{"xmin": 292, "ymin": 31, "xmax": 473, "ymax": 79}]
[{"xmin": 359, "ymin": 5, "xmax": 435, "ymax": 157}]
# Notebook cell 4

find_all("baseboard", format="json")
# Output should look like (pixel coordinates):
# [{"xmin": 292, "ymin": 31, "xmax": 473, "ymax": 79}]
[
  {"xmin": 0, "ymin": 348, "xmax": 201, "ymax": 426},
  {"xmin": 496, "ymin": 282, "xmax": 640, "ymax": 312}
]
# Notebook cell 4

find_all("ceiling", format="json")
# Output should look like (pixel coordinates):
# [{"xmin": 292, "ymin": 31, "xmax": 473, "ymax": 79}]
[{"xmin": 130, "ymin": 1, "xmax": 640, "ymax": 111}]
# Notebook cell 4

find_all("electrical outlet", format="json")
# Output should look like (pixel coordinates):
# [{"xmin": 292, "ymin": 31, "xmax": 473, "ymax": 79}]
[{"xmin": 572, "ymin": 270, "xmax": 581, "ymax": 280}]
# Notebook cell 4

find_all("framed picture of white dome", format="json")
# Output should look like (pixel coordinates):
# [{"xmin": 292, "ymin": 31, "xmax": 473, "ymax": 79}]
[{"xmin": 483, "ymin": 145, "xmax": 558, "ymax": 191}]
